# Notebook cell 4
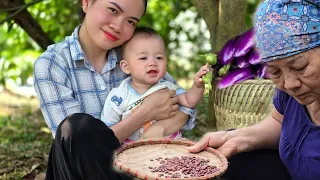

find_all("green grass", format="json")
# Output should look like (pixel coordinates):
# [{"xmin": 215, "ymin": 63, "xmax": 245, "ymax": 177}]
[{"xmin": 0, "ymin": 106, "xmax": 52, "ymax": 180}]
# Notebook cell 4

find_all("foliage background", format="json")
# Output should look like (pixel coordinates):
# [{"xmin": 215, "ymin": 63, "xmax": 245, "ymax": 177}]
[{"xmin": 0, "ymin": 0, "xmax": 260, "ymax": 88}]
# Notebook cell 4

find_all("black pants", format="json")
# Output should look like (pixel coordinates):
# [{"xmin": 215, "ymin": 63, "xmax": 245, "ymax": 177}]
[
  {"xmin": 45, "ymin": 113, "xmax": 133, "ymax": 180},
  {"xmin": 45, "ymin": 113, "xmax": 291, "ymax": 180},
  {"xmin": 221, "ymin": 149, "xmax": 292, "ymax": 180}
]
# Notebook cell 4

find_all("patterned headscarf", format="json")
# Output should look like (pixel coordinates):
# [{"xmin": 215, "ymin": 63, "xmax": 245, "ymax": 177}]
[{"xmin": 254, "ymin": 0, "xmax": 320, "ymax": 62}]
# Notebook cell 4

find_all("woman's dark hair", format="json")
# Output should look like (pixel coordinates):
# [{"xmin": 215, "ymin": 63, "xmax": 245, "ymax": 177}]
[{"xmin": 78, "ymin": 0, "xmax": 148, "ymax": 22}]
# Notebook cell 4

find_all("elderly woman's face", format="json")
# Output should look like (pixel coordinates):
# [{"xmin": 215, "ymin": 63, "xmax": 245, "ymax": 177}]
[{"xmin": 266, "ymin": 47, "xmax": 320, "ymax": 105}]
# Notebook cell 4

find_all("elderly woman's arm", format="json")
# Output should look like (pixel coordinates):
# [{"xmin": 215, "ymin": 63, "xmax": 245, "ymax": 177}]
[
  {"xmin": 188, "ymin": 107, "xmax": 283, "ymax": 158},
  {"xmin": 231, "ymin": 107, "xmax": 283, "ymax": 153}
]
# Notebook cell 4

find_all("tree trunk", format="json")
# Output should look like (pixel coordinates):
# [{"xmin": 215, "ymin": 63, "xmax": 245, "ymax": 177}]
[
  {"xmin": 0, "ymin": 0, "xmax": 54, "ymax": 50},
  {"xmin": 192, "ymin": 0, "xmax": 247, "ymax": 130},
  {"xmin": 191, "ymin": 0, "xmax": 219, "ymax": 51}
]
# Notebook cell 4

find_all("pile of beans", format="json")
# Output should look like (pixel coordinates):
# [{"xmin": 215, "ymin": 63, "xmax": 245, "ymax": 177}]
[{"xmin": 148, "ymin": 156, "xmax": 219, "ymax": 178}]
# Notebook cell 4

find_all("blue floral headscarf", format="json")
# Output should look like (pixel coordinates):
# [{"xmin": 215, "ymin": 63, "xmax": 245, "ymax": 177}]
[{"xmin": 254, "ymin": 0, "xmax": 320, "ymax": 62}]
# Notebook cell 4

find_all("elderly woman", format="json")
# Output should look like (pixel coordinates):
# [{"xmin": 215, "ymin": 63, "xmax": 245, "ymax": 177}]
[{"xmin": 188, "ymin": 0, "xmax": 320, "ymax": 180}]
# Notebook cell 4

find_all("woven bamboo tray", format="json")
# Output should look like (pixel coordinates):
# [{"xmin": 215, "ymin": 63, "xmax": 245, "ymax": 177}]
[
  {"xmin": 114, "ymin": 138, "xmax": 228, "ymax": 180},
  {"xmin": 212, "ymin": 79, "xmax": 276, "ymax": 131}
]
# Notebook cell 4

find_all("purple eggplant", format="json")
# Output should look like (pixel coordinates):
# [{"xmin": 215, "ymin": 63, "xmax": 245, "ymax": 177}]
[
  {"xmin": 247, "ymin": 48, "xmax": 262, "ymax": 65},
  {"xmin": 234, "ymin": 28, "xmax": 255, "ymax": 58},
  {"xmin": 217, "ymin": 67, "xmax": 254, "ymax": 89},
  {"xmin": 218, "ymin": 36, "xmax": 238, "ymax": 65},
  {"xmin": 256, "ymin": 64, "xmax": 269, "ymax": 79},
  {"xmin": 235, "ymin": 56, "xmax": 250, "ymax": 68}
]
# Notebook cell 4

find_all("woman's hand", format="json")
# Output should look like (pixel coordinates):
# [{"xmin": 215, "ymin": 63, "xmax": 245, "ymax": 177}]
[
  {"xmin": 187, "ymin": 131, "xmax": 238, "ymax": 159},
  {"xmin": 141, "ymin": 89, "xmax": 179, "ymax": 121}
]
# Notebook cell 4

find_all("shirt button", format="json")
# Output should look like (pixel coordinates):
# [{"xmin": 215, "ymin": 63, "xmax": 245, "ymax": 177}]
[{"xmin": 101, "ymin": 85, "xmax": 106, "ymax": 90}]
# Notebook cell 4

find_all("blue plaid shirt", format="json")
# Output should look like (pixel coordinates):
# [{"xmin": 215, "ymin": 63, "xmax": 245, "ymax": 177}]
[{"xmin": 34, "ymin": 26, "xmax": 196, "ymax": 137}]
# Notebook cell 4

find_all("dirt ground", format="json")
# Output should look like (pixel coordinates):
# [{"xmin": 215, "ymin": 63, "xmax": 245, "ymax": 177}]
[{"xmin": 0, "ymin": 90, "xmax": 52, "ymax": 180}]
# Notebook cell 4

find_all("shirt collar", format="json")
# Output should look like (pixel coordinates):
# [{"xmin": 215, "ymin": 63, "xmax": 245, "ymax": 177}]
[{"xmin": 68, "ymin": 25, "xmax": 85, "ymax": 64}]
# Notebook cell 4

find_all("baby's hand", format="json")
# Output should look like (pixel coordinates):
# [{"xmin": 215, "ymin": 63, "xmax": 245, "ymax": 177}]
[{"xmin": 194, "ymin": 63, "xmax": 210, "ymax": 88}]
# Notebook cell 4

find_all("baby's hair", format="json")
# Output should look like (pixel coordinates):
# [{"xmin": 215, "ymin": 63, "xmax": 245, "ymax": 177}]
[
  {"xmin": 133, "ymin": 26, "xmax": 160, "ymax": 36},
  {"xmin": 121, "ymin": 26, "xmax": 163, "ymax": 56}
]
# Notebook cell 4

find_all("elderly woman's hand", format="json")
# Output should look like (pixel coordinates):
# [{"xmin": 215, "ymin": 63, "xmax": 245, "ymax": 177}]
[{"xmin": 187, "ymin": 131, "xmax": 238, "ymax": 159}]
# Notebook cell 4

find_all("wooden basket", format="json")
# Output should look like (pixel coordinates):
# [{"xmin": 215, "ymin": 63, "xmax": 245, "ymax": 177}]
[
  {"xmin": 114, "ymin": 138, "xmax": 228, "ymax": 180},
  {"xmin": 212, "ymin": 79, "xmax": 276, "ymax": 131}
]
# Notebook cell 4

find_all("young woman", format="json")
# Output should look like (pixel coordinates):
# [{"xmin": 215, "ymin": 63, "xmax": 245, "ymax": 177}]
[{"xmin": 33, "ymin": 0, "xmax": 195, "ymax": 179}]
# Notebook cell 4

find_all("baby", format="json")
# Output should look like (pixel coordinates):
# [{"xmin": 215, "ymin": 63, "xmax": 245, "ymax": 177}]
[{"xmin": 101, "ymin": 27, "xmax": 209, "ymax": 144}]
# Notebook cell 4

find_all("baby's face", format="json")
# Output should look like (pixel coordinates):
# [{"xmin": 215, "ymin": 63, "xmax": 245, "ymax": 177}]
[{"xmin": 123, "ymin": 34, "xmax": 167, "ymax": 86}]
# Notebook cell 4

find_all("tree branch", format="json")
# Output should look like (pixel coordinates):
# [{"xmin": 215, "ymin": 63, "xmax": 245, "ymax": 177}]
[
  {"xmin": 0, "ymin": 6, "xmax": 25, "ymax": 25},
  {"xmin": 0, "ymin": 0, "xmax": 54, "ymax": 50},
  {"xmin": 3, "ymin": 0, "xmax": 43, "ymax": 12}
]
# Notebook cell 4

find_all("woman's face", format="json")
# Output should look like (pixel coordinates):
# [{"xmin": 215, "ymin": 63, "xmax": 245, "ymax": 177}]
[
  {"xmin": 81, "ymin": 0, "xmax": 145, "ymax": 50},
  {"xmin": 267, "ymin": 47, "xmax": 320, "ymax": 105}
]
